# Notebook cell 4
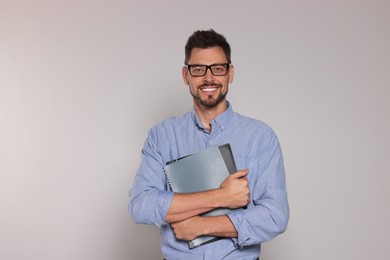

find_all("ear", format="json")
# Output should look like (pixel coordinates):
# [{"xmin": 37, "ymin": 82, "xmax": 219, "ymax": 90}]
[
  {"xmin": 182, "ymin": 66, "xmax": 189, "ymax": 85},
  {"xmin": 228, "ymin": 64, "xmax": 235, "ymax": 84}
]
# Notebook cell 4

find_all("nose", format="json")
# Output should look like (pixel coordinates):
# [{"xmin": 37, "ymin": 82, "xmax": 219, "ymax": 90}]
[{"xmin": 203, "ymin": 68, "xmax": 215, "ymax": 82}]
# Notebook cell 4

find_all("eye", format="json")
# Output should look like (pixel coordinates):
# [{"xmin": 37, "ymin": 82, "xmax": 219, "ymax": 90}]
[
  {"xmin": 190, "ymin": 66, "xmax": 206, "ymax": 74},
  {"xmin": 212, "ymin": 65, "xmax": 227, "ymax": 73}
]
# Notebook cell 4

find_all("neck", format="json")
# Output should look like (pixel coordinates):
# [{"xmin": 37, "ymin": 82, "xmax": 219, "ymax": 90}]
[{"xmin": 193, "ymin": 100, "xmax": 227, "ymax": 131}]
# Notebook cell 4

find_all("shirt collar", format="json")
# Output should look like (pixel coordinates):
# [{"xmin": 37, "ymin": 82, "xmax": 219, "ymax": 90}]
[{"xmin": 191, "ymin": 101, "xmax": 234, "ymax": 132}]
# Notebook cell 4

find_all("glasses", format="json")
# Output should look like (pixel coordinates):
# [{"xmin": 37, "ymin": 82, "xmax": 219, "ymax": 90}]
[{"xmin": 186, "ymin": 63, "xmax": 230, "ymax": 77}]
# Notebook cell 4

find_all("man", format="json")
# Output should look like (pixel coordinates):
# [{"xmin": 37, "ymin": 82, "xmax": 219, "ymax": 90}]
[{"xmin": 129, "ymin": 29, "xmax": 289, "ymax": 259}]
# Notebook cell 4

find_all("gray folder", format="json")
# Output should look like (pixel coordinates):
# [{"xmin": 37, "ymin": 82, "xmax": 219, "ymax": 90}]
[{"xmin": 164, "ymin": 144, "xmax": 237, "ymax": 249}]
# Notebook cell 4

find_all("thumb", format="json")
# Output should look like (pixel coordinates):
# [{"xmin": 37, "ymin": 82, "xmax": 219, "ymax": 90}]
[{"xmin": 231, "ymin": 169, "xmax": 249, "ymax": 179}]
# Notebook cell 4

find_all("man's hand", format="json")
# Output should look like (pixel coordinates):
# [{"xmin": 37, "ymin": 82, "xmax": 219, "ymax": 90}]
[
  {"xmin": 219, "ymin": 169, "xmax": 250, "ymax": 209},
  {"xmin": 171, "ymin": 216, "xmax": 203, "ymax": 241}
]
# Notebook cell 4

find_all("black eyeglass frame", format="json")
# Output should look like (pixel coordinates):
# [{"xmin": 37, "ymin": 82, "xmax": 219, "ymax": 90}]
[{"xmin": 186, "ymin": 63, "xmax": 230, "ymax": 77}]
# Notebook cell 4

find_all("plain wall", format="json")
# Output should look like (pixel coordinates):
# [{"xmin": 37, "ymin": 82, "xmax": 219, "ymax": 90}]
[{"xmin": 1, "ymin": 0, "xmax": 389, "ymax": 259}]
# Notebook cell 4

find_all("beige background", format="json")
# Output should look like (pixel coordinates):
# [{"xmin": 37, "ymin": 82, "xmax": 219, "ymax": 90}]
[{"xmin": 1, "ymin": 0, "xmax": 389, "ymax": 259}]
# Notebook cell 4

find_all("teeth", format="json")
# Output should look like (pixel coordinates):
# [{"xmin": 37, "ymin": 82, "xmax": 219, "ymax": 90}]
[{"xmin": 202, "ymin": 87, "xmax": 217, "ymax": 92}]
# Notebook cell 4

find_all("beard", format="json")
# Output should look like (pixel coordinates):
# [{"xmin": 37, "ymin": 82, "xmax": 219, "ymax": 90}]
[{"xmin": 190, "ymin": 83, "xmax": 228, "ymax": 108}]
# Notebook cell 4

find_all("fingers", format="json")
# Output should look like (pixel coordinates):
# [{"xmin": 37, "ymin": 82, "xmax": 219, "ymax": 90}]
[
  {"xmin": 219, "ymin": 168, "xmax": 250, "ymax": 208},
  {"xmin": 230, "ymin": 168, "xmax": 249, "ymax": 179}
]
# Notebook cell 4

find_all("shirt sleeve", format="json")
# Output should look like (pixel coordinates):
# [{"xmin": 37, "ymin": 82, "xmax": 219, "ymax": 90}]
[
  {"xmin": 128, "ymin": 127, "xmax": 174, "ymax": 227},
  {"xmin": 227, "ymin": 128, "xmax": 289, "ymax": 247}
]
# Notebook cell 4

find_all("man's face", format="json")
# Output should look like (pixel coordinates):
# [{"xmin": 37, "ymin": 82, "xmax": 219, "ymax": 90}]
[{"xmin": 182, "ymin": 47, "xmax": 234, "ymax": 108}]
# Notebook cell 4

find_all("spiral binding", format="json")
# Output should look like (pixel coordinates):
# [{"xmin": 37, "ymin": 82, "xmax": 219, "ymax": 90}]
[{"xmin": 164, "ymin": 170, "xmax": 176, "ymax": 192}]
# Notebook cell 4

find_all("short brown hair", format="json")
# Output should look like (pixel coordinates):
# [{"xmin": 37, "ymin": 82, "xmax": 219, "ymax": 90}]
[{"xmin": 184, "ymin": 29, "xmax": 231, "ymax": 64}]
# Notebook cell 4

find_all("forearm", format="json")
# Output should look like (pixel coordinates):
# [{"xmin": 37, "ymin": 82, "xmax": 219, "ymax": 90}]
[
  {"xmin": 202, "ymin": 215, "xmax": 238, "ymax": 238},
  {"xmin": 171, "ymin": 215, "xmax": 238, "ymax": 241},
  {"xmin": 166, "ymin": 189, "xmax": 224, "ymax": 223}
]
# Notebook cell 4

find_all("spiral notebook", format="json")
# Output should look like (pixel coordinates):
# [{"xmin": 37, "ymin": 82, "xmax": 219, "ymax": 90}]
[{"xmin": 164, "ymin": 144, "xmax": 237, "ymax": 249}]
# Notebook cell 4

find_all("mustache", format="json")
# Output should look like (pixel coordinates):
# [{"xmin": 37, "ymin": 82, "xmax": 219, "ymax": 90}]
[{"xmin": 198, "ymin": 83, "xmax": 222, "ymax": 88}]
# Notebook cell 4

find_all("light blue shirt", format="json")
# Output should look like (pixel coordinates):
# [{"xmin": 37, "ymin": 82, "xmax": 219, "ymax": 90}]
[{"xmin": 129, "ymin": 101, "xmax": 289, "ymax": 260}]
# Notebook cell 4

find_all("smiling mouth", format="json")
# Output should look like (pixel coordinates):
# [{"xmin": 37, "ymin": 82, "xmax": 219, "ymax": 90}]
[
  {"xmin": 201, "ymin": 87, "xmax": 218, "ymax": 92},
  {"xmin": 199, "ymin": 84, "xmax": 221, "ymax": 92}
]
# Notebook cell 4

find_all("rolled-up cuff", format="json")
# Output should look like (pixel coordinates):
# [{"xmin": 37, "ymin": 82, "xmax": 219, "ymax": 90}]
[{"xmin": 157, "ymin": 190, "xmax": 174, "ymax": 225}]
